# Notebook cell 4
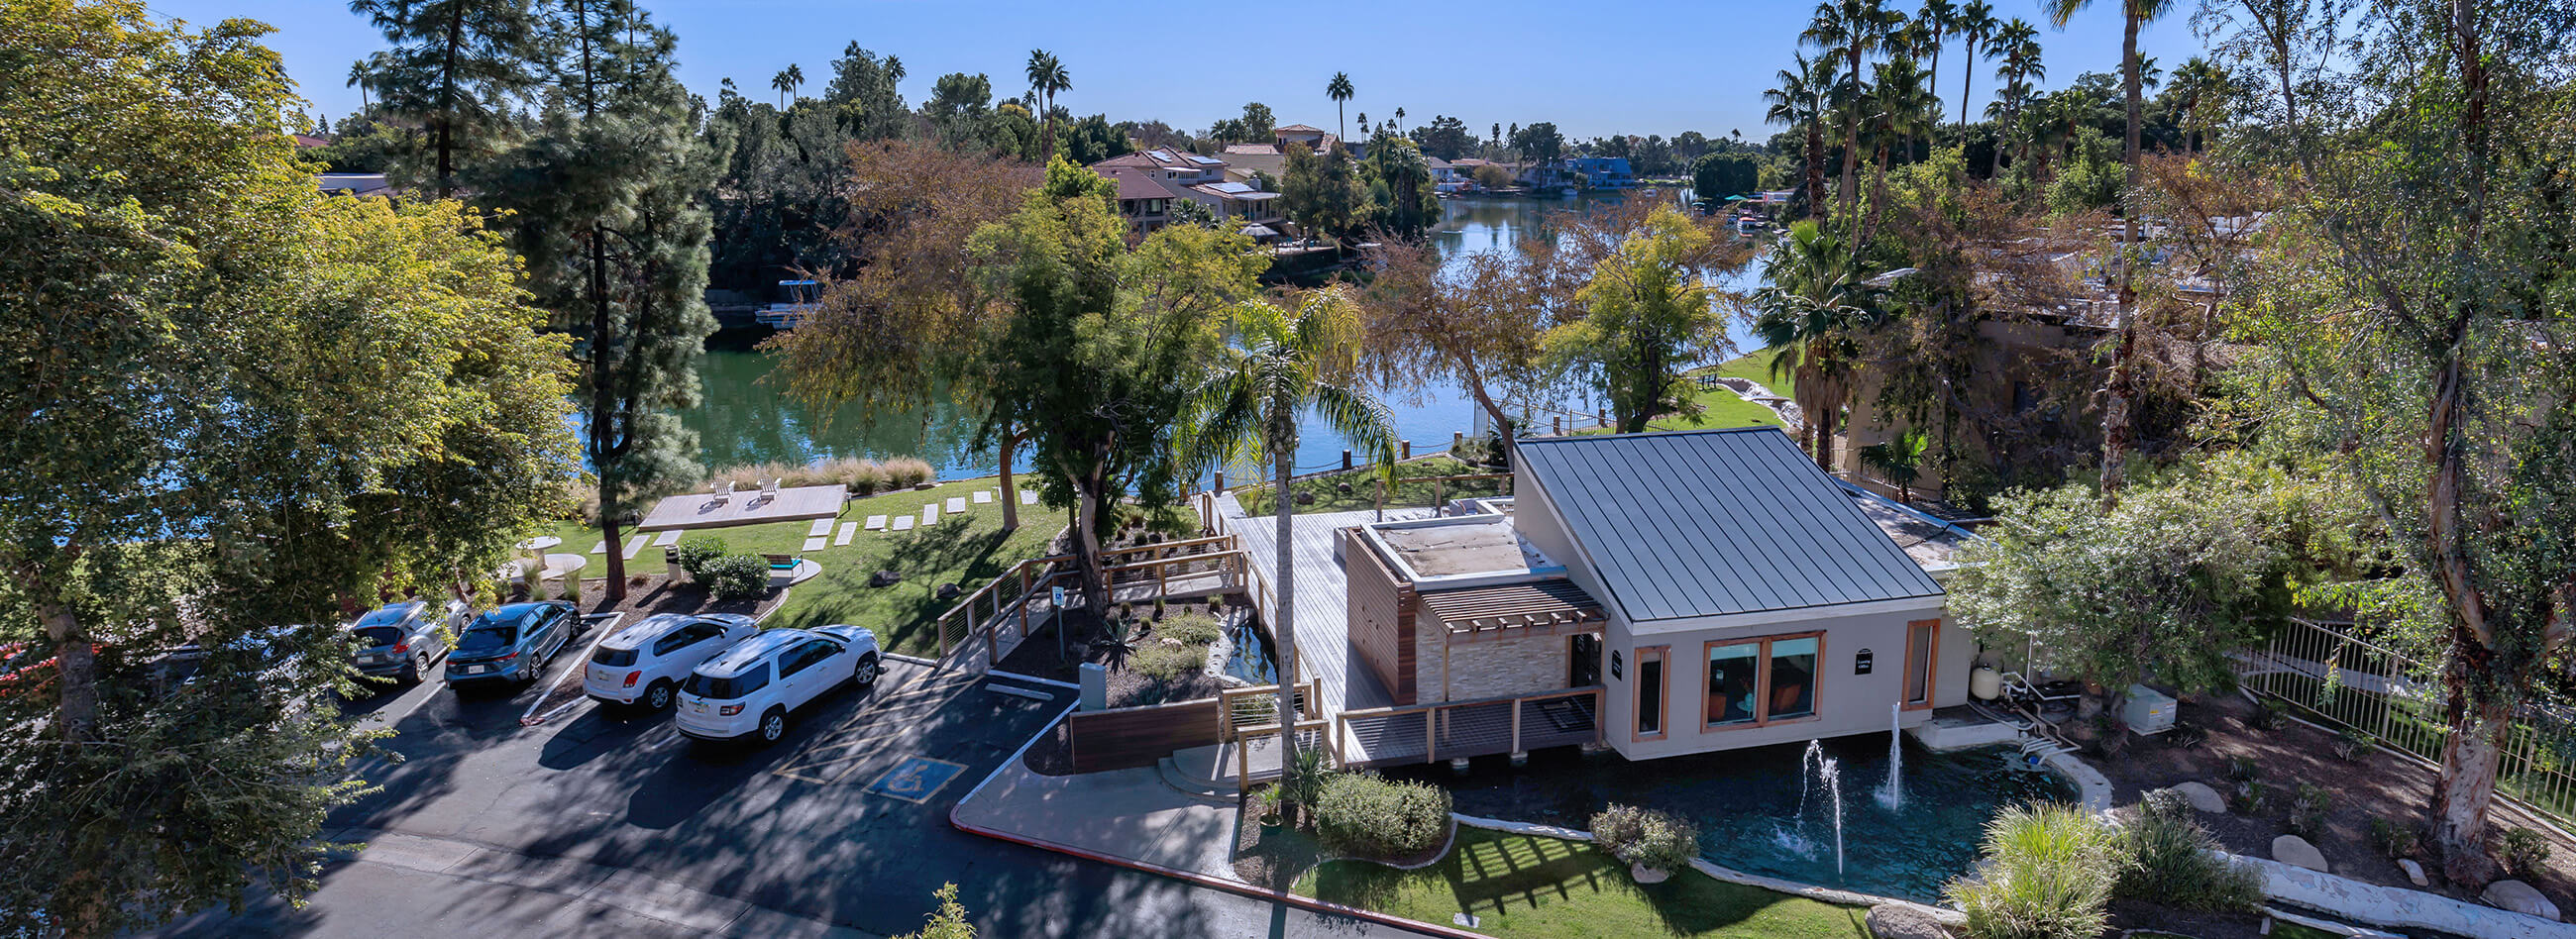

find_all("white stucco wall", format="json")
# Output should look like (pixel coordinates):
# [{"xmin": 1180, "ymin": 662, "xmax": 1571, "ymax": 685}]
[{"xmin": 1602, "ymin": 602, "xmax": 1959, "ymax": 761}]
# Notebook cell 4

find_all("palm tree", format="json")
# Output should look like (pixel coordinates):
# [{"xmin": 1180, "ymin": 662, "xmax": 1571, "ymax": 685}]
[
  {"xmin": 1860, "ymin": 430, "xmax": 1931, "ymax": 502},
  {"xmin": 1753, "ymin": 221, "xmax": 1889, "ymax": 470},
  {"xmin": 1953, "ymin": 0, "xmax": 1997, "ymax": 129},
  {"xmin": 2167, "ymin": 56, "xmax": 2225, "ymax": 155},
  {"xmin": 1988, "ymin": 20, "xmax": 2043, "ymax": 177},
  {"xmin": 1802, "ymin": 0, "xmax": 1900, "ymax": 223},
  {"xmin": 1326, "ymin": 72, "xmax": 1354, "ymax": 142},
  {"xmin": 1393, "ymin": 106, "xmax": 1406, "ymax": 132},
  {"xmin": 347, "ymin": 59, "xmax": 373, "ymax": 114},
  {"xmin": 1916, "ymin": 0, "xmax": 1957, "ymax": 127},
  {"xmin": 1182, "ymin": 290, "xmax": 1395, "ymax": 769},
  {"xmin": 1764, "ymin": 53, "xmax": 1833, "ymax": 220},
  {"xmin": 770, "ymin": 63, "xmax": 803, "ymax": 110},
  {"xmin": 1024, "ymin": 50, "xmax": 1070, "ymax": 161},
  {"xmin": 1862, "ymin": 55, "xmax": 1936, "ymax": 248}
]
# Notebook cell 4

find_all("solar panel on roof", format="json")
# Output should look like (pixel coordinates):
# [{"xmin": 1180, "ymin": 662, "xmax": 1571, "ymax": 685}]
[
  {"xmin": 1146, "ymin": 150, "xmax": 1172, "ymax": 160},
  {"xmin": 1187, "ymin": 155, "xmax": 1223, "ymax": 165},
  {"xmin": 1209, "ymin": 181, "xmax": 1251, "ymax": 193}
]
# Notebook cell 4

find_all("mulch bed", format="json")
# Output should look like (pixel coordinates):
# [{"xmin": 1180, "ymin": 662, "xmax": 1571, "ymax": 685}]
[
  {"xmin": 573, "ymin": 574, "xmax": 784, "ymax": 621},
  {"xmin": 993, "ymin": 601, "xmax": 1241, "ymax": 707},
  {"xmin": 2091, "ymin": 692, "xmax": 2576, "ymax": 909},
  {"xmin": 1231, "ymin": 789, "xmax": 1326, "ymax": 888}
]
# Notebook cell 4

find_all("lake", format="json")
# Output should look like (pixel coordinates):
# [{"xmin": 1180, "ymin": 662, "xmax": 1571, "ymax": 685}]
[{"xmin": 680, "ymin": 192, "xmax": 1771, "ymax": 481}]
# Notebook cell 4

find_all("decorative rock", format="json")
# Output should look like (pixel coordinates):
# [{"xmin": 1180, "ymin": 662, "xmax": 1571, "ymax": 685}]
[
  {"xmin": 1629, "ymin": 863, "xmax": 1670, "ymax": 885},
  {"xmin": 1865, "ymin": 903, "xmax": 1954, "ymax": 939},
  {"xmin": 935, "ymin": 582, "xmax": 961, "ymax": 601},
  {"xmin": 2399, "ymin": 858, "xmax": 2428, "ymax": 887},
  {"xmin": 1294, "ymin": 490, "xmax": 1316, "ymax": 505},
  {"xmin": 2273, "ymin": 834, "xmax": 2330, "ymax": 873},
  {"xmin": 2481, "ymin": 880, "xmax": 2561, "ymax": 921},
  {"xmin": 868, "ymin": 570, "xmax": 902, "ymax": 587},
  {"xmin": 2168, "ymin": 781, "xmax": 2227, "ymax": 814}
]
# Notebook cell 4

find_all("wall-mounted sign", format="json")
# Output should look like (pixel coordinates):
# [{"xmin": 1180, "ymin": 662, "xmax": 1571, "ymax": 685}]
[
  {"xmin": 1611, "ymin": 650, "xmax": 1624, "ymax": 680},
  {"xmin": 1855, "ymin": 648, "xmax": 1875, "ymax": 675}
]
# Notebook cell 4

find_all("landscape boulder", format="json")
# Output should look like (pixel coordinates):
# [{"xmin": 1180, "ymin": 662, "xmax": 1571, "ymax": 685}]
[
  {"xmin": 868, "ymin": 570, "xmax": 902, "ymax": 588},
  {"xmin": 2482, "ymin": 880, "xmax": 2562, "ymax": 921},
  {"xmin": 936, "ymin": 582, "xmax": 961, "ymax": 601},
  {"xmin": 1294, "ymin": 490, "xmax": 1315, "ymax": 505},
  {"xmin": 2399, "ymin": 858, "xmax": 2428, "ymax": 887},
  {"xmin": 2166, "ymin": 782, "xmax": 2226, "ymax": 814},
  {"xmin": 1865, "ymin": 903, "xmax": 1954, "ymax": 939},
  {"xmin": 2272, "ymin": 834, "xmax": 2330, "ymax": 873}
]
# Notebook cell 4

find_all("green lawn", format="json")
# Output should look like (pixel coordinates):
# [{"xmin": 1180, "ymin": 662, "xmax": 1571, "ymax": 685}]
[
  {"xmin": 1294, "ymin": 827, "xmax": 1868, "ymax": 939},
  {"xmin": 1570, "ymin": 347, "xmax": 1797, "ymax": 437},
  {"xmin": 542, "ymin": 476, "xmax": 1060, "ymax": 658},
  {"xmin": 1234, "ymin": 456, "xmax": 1509, "ymax": 517}
]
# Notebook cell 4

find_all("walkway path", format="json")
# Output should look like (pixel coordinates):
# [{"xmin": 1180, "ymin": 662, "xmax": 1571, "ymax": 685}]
[{"xmin": 1217, "ymin": 495, "xmax": 1432, "ymax": 726}]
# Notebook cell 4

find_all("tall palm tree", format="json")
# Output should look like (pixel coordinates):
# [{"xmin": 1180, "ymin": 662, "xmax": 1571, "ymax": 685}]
[
  {"xmin": 1802, "ymin": 0, "xmax": 1900, "ymax": 224},
  {"xmin": 1953, "ymin": 0, "xmax": 1997, "ymax": 129},
  {"xmin": 1024, "ymin": 50, "xmax": 1070, "ymax": 161},
  {"xmin": 2042, "ymin": 0, "xmax": 2174, "ymax": 500},
  {"xmin": 347, "ymin": 59, "xmax": 372, "ymax": 114},
  {"xmin": 1988, "ymin": 19, "xmax": 2042, "ymax": 177},
  {"xmin": 1182, "ymin": 290, "xmax": 1395, "ymax": 769},
  {"xmin": 1326, "ymin": 72, "xmax": 1354, "ymax": 143},
  {"xmin": 1393, "ymin": 106, "xmax": 1406, "ymax": 133},
  {"xmin": 1916, "ymin": 0, "xmax": 1958, "ymax": 127},
  {"xmin": 1753, "ymin": 221, "xmax": 1889, "ymax": 470},
  {"xmin": 2167, "ymin": 56, "xmax": 2224, "ymax": 155},
  {"xmin": 1764, "ymin": 53, "xmax": 1833, "ymax": 220},
  {"xmin": 1862, "ymin": 55, "xmax": 1937, "ymax": 248},
  {"xmin": 770, "ymin": 63, "xmax": 803, "ymax": 110}
]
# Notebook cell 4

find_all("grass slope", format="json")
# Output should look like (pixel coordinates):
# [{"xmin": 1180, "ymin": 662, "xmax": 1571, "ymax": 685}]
[
  {"xmin": 1572, "ymin": 347, "xmax": 1798, "ymax": 437},
  {"xmin": 1234, "ymin": 456, "xmax": 1508, "ymax": 517},
  {"xmin": 1295, "ymin": 827, "xmax": 1865, "ymax": 939},
  {"xmin": 546, "ymin": 476, "xmax": 1059, "ymax": 657}
]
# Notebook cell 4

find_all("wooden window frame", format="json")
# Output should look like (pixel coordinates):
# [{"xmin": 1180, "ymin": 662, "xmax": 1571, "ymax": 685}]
[
  {"xmin": 1902, "ymin": 618, "xmax": 1940, "ymax": 711},
  {"xmin": 1702, "ymin": 630, "xmax": 1827, "ymax": 731},
  {"xmin": 1631, "ymin": 645, "xmax": 1668, "ymax": 743}
]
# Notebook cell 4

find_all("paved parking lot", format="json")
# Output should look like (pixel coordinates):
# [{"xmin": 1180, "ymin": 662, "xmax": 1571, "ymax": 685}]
[{"xmin": 157, "ymin": 637, "xmax": 1426, "ymax": 938}]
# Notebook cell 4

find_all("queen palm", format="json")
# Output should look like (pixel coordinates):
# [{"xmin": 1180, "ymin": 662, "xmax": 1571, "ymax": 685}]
[
  {"xmin": 1764, "ymin": 53, "xmax": 1833, "ymax": 220},
  {"xmin": 770, "ymin": 63, "xmax": 802, "ymax": 110},
  {"xmin": 1753, "ymin": 221, "xmax": 1889, "ymax": 470},
  {"xmin": 1988, "ymin": 20, "xmax": 2043, "ymax": 177},
  {"xmin": 1182, "ymin": 290, "xmax": 1395, "ymax": 767},
  {"xmin": 1861, "ymin": 55, "xmax": 1936, "ymax": 248},
  {"xmin": 1953, "ymin": 0, "xmax": 1997, "ymax": 129},
  {"xmin": 1801, "ymin": 0, "xmax": 1899, "ymax": 221},
  {"xmin": 2167, "ymin": 56, "xmax": 2224, "ymax": 155},
  {"xmin": 1024, "ymin": 50, "xmax": 1070, "ymax": 161},
  {"xmin": 1326, "ymin": 72, "xmax": 1354, "ymax": 142}
]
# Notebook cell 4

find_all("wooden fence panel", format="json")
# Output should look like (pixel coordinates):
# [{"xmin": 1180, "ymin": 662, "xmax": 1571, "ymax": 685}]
[{"xmin": 1066, "ymin": 697, "xmax": 1223, "ymax": 774}]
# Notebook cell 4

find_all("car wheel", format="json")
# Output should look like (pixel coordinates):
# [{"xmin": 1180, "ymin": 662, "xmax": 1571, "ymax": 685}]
[
  {"xmin": 644, "ymin": 680, "xmax": 674, "ymax": 711},
  {"xmin": 758, "ymin": 708, "xmax": 788, "ymax": 745},
  {"xmin": 402, "ymin": 653, "xmax": 428, "ymax": 685},
  {"xmin": 858, "ymin": 657, "xmax": 882, "ymax": 686}
]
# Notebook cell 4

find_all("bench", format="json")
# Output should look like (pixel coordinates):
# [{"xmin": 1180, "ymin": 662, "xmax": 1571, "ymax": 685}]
[{"xmin": 761, "ymin": 553, "xmax": 802, "ymax": 572}]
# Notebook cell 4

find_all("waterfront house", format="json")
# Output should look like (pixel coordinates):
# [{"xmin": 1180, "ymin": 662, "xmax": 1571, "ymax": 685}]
[
  {"xmin": 1091, "ymin": 150, "xmax": 1285, "ymax": 236},
  {"xmin": 1340, "ymin": 427, "xmax": 1975, "ymax": 761},
  {"xmin": 1563, "ymin": 156, "xmax": 1637, "ymax": 190}
]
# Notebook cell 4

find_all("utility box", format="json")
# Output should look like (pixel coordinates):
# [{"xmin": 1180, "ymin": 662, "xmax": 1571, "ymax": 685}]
[{"xmin": 2122, "ymin": 684, "xmax": 2177, "ymax": 735}]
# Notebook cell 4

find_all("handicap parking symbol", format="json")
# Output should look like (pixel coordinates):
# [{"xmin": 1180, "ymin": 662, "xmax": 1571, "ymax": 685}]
[{"xmin": 863, "ymin": 755, "xmax": 968, "ymax": 804}]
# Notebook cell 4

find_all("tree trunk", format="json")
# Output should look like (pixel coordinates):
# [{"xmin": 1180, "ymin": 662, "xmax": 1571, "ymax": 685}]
[
  {"xmin": 38, "ymin": 588, "xmax": 96, "ymax": 743},
  {"xmin": 2100, "ymin": 9, "xmax": 2145, "ymax": 504},
  {"xmin": 997, "ymin": 427, "xmax": 1022, "ymax": 532},
  {"xmin": 1074, "ymin": 477, "xmax": 1110, "ymax": 619},
  {"xmin": 1841, "ymin": 51, "xmax": 1864, "ymax": 220},
  {"xmin": 1959, "ymin": 42, "xmax": 1976, "ymax": 131},
  {"xmin": 1271, "ymin": 442, "xmax": 1301, "ymax": 766},
  {"xmin": 435, "ymin": 4, "xmax": 465, "ymax": 199},
  {"xmin": 2433, "ymin": 697, "xmax": 2508, "ymax": 885},
  {"xmin": 1805, "ymin": 124, "xmax": 1827, "ymax": 221}
]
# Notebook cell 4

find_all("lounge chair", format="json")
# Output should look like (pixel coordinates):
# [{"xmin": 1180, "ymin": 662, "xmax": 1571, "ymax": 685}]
[
  {"xmin": 710, "ymin": 480, "xmax": 733, "ymax": 505},
  {"xmin": 759, "ymin": 478, "xmax": 781, "ymax": 503}
]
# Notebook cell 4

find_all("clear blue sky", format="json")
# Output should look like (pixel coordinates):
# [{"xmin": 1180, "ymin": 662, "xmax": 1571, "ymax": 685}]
[{"xmin": 159, "ymin": 0, "xmax": 2215, "ymax": 143}]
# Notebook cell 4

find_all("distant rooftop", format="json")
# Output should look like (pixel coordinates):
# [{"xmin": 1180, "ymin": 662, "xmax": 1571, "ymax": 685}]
[{"xmin": 1843, "ymin": 485, "xmax": 1977, "ymax": 573}]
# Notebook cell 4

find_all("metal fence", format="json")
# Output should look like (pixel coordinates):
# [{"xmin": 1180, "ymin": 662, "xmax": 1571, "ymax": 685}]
[{"xmin": 2234, "ymin": 618, "xmax": 2576, "ymax": 826}]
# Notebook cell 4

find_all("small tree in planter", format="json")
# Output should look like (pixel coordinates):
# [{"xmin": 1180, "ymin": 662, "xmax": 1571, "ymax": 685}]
[{"xmin": 1591, "ymin": 804, "xmax": 1700, "ymax": 883}]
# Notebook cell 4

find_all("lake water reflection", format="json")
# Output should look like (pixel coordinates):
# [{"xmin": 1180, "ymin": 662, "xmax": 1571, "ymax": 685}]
[{"xmin": 681, "ymin": 192, "xmax": 1768, "ymax": 480}]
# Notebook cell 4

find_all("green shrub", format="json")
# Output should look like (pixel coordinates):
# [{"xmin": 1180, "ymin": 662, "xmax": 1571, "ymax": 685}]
[
  {"xmin": 1946, "ymin": 802, "xmax": 2115, "ymax": 939},
  {"xmin": 2287, "ymin": 783, "xmax": 2333, "ymax": 841},
  {"xmin": 2251, "ymin": 698, "xmax": 2290, "ymax": 731},
  {"xmin": 2501, "ymin": 827, "xmax": 2552, "ymax": 877},
  {"xmin": 673, "ymin": 534, "xmax": 729, "ymax": 578},
  {"xmin": 2370, "ymin": 816, "xmax": 2420, "ymax": 859},
  {"xmin": 2332, "ymin": 726, "xmax": 2373, "ymax": 762},
  {"xmin": 2116, "ymin": 800, "xmax": 2264, "ymax": 912},
  {"xmin": 884, "ymin": 457, "xmax": 934, "ymax": 488},
  {"xmin": 1314, "ymin": 773, "xmax": 1451, "ymax": 862},
  {"xmin": 841, "ymin": 458, "xmax": 892, "ymax": 496},
  {"xmin": 2226, "ymin": 755, "xmax": 2263, "ymax": 782},
  {"xmin": 700, "ymin": 554, "xmax": 770, "ymax": 600},
  {"xmin": 1128, "ymin": 643, "xmax": 1201, "ymax": 681},
  {"xmin": 1275, "ymin": 747, "xmax": 1332, "ymax": 823},
  {"xmin": 2231, "ymin": 781, "xmax": 2269, "ymax": 815},
  {"xmin": 1590, "ymin": 803, "xmax": 1700, "ymax": 874},
  {"xmin": 1160, "ymin": 615, "xmax": 1224, "ymax": 647}
]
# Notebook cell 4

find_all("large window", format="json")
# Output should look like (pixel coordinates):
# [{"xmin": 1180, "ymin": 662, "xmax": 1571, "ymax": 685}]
[
  {"xmin": 1902, "ymin": 619, "xmax": 1939, "ymax": 709},
  {"xmin": 1634, "ymin": 646, "xmax": 1666, "ymax": 741},
  {"xmin": 1705, "ymin": 632, "xmax": 1825, "ymax": 729}
]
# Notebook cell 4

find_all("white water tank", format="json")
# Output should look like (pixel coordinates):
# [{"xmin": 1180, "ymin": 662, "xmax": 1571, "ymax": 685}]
[
  {"xmin": 1970, "ymin": 666, "xmax": 2001, "ymax": 701},
  {"xmin": 2122, "ymin": 684, "xmax": 2177, "ymax": 735}
]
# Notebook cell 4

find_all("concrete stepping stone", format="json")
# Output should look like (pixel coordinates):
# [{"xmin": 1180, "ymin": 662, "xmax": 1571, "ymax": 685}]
[
  {"xmin": 806, "ymin": 519, "xmax": 834, "ymax": 538},
  {"xmin": 1020, "ymin": 489, "xmax": 1038, "ymax": 505},
  {"xmin": 972, "ymin": 490, "xmax": 994, "ymax": 504},
  {"xmin": 653, "ymin": 529, "xmax": 683, "ymax": 547},
  {"xmin": 892, "ymin": 515, "xmax": 914, "ymax": 531},
  {"xmin": 589, "ymin": 540, "xmax": 608, "ymax": 555},
  {"xmin": 834, "ymin": 522, "xmax": 856, "ymax": 547},
  {"xmin": 945, "ymin": 497, "xmax": 966, "ymax": 514},
  {"xmin": 801, "ymin": 537, "xmax": 828, "ymax": 553},
  {"xmin": 620, "ymin": 535, "xmax": 649, "ymax": 559},
  {"xmin": 920, "ymin": 505, "xmax": 938, "ymax": 526},
  {"xmin": 864, "ymin": 515, "xmax": 888, "ymax": 530}
]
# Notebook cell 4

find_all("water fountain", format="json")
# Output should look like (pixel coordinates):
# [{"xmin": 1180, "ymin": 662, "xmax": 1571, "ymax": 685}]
[
  {"xmin": 1878, "ymin": 702, "xmax": 1905, "ymax": 812},
  {"xmin": 1771, "ymin": 740, "xmax": 1848, "ymax": 876}
]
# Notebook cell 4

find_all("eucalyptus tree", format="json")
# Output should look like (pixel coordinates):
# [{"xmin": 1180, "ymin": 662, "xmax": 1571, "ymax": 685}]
[
  {"xmin": 1023, "ymin": 50, "xmax": 1070, "ymax": 160},
  {"xmin": 349, "ymin": 0, "xmax": 541, "ymax": 197},
  {"xmin": 1953, "ymin": 0, "xmax": 1997, "ymax": 128},
  {"xmin": 0, "ymin": 3, "xmax": 576, "ymax": 928},
  {"xmin": 1181, "ymin": 289, "xmax": 1395, "ymax": 766},
  {"xmin": 1801, "ymin": 0, "xmax": 1901, "ymax": 219},
  {"xmin": 1327, "ymin": 71, "xmax": 1354, "ymax": 141},
  {"xmin": 1764, "ymin": 52, "xmax": 1834, "ymax": 219}
]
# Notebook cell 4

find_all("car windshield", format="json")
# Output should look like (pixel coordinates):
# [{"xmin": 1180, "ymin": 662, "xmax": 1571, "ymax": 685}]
[
  {"xmin": 591, "ymin": 647, "xmax": 638, "ymax": 668},
  {"xmin": 684, "ymin": 664, "xmax": 767, "ymax": 699},
  {"xmin": 353, "ymin": 626, "xmax": 404, "ymax": 649},
  {"xmin": 457, "ymin": 626, "xmax": 516, "ymax": 655}
]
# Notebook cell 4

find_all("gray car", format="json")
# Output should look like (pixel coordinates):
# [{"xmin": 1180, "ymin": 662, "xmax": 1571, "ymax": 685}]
[
  {"xmin": 443, "ymin": 601, "xmax": 580, "ymax": 690},
  {"xmin": 348, "ymin": 600, "xmax": 455, "ymax": 685}
]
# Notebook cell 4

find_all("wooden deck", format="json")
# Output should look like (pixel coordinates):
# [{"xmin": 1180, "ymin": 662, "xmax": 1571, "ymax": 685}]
[
  {"xmin": 1216, "ymin": 494, "xmax": 1434, "ymax": 720},
  {"xmin": 635, "ymin": 483, "xmax": 845, "ymax": 532}
]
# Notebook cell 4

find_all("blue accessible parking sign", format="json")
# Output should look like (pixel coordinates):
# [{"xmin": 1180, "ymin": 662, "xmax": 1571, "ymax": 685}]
[{"xmin": 864, "ymin": 755, "xmax": 968, "ymax": 804}]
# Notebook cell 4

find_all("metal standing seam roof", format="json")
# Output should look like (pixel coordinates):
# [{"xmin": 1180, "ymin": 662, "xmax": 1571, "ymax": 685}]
[{"xmin": 1515, "ymin": 427, "xmax": 1944, "ymax": 623}]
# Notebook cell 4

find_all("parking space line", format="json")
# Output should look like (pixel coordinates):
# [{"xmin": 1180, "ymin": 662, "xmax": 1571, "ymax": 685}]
[{"xmin": 770, "ymin": 667, "xmax": 984, "ymax": 785}]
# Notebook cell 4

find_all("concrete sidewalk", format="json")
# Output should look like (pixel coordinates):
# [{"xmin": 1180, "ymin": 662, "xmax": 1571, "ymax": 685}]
[{"xmin": 953, "ymin": 762, "xmax": 1242, "ymax": 881}]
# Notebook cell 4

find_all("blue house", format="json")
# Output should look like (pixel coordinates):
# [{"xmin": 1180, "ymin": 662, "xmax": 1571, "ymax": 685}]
[{"xmin": 1563, "ymin": 156, "xmax": 1636, "ymax": 190}]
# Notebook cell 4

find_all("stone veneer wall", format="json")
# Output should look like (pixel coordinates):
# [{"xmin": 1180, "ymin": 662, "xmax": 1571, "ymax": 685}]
[{"xmin": 1414, "ymin": 614, "xmax": 1572, "ymax": 703}]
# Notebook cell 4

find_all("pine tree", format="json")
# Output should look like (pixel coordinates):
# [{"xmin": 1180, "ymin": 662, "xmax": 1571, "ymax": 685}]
[{"xmin": 350, "ymin": 0, "xmax": 540, "ymax": 197}]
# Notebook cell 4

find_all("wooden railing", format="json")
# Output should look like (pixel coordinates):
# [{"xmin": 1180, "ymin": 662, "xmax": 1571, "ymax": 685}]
[
  {"xmin": 1215, "ymin": 679, "xmax": 1330, "ymax": 789},
  {"xmin": 1333, "ymin": 686, "xmax": 1604, "ymax": 768},
  {"xmin": 931, "ymin": 532, "xmax": 1247, "ymax": 670}
]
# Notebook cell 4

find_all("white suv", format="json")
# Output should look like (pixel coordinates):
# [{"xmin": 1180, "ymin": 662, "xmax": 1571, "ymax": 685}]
[
  {"xmin": 675, "ymin": 624, "xmax": 881, "ymax": 745},
  {"xmin": 583, "ymin": 613, "xmax": 760, "ymax": 711}
]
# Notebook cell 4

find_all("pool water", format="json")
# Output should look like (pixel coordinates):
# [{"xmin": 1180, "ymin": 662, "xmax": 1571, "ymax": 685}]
[
  {"xmin": 1219, "ymin": 614, "xmax": 1278, "ymax": 684},
  {"xmin": 1404, "ymin": 734, "xmax": 2074, "ymax": 904}
]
